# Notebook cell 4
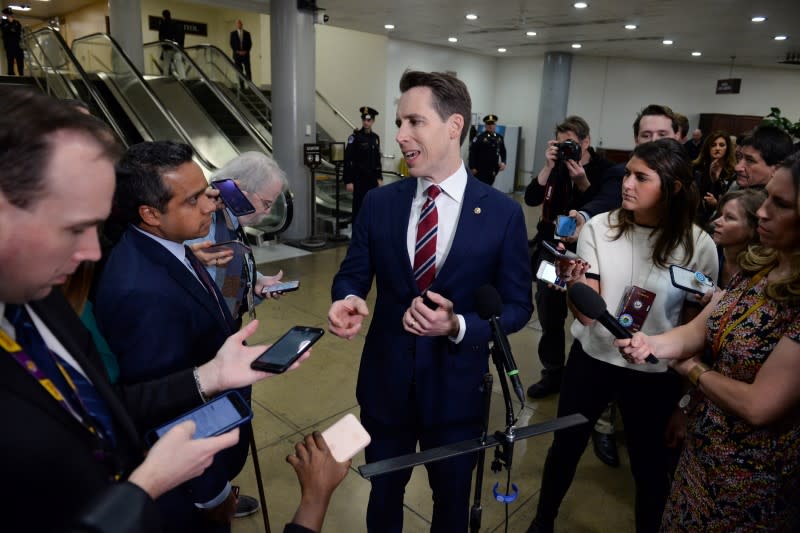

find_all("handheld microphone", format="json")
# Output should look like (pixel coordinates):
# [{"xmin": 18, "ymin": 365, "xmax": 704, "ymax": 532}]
[
  {"xmin": 475, "ymin": 285, "xmax": 526, "ymax": 404},
  {"xmin": 567, "ymin": 282, "xmax": 659, "ymax": 364}
]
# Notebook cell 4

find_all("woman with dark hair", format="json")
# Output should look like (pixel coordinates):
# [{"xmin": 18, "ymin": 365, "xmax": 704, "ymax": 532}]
[
  {"xmin": 527, "ymin": 138, "xmax": 719, "ymax": 533},
  {"xmin": 693, "ymin": 130, "xmax": 737, "ymax": 224},
  {"xmin": 619, "ymin": 152, "xmax": 800, "ymax": 531},
  {"xmin": 711, "ymin": 188, "xmax": 766, "ymax": 287}
]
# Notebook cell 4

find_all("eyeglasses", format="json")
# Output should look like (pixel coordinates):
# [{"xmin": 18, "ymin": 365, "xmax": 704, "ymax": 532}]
[{"xmin": 254, "ymin": 194, "xmax": 273, "ymax": 211}]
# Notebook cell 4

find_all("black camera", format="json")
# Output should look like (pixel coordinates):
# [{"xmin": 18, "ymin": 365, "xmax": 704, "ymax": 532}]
[{"xmin": 556, "ymin": 139, "xmax": 581, "ymax": 162}]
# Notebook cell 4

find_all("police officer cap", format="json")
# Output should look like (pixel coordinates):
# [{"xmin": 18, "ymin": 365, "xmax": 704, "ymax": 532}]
[
  {"xmin": 483, "ymin": 114, "xmax": 498, "ymax": 124},
  {"xmin": 360, "ymin": 106, "xmax": 379, "ymax": 120},
  {"xmin": 2, "ymin": 7, "xmax": 12, "ymax": 15}
]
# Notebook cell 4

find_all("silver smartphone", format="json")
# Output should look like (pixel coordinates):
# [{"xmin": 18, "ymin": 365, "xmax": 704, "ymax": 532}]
[{"xmin": 669, "ymin": 265, "xmax": 714, "ymax": 296}]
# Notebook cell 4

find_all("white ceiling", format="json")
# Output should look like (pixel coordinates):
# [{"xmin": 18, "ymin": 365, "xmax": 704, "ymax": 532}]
[{"xmin": 7, "ymin": 0, "xmax": 800, "ymax": 69}]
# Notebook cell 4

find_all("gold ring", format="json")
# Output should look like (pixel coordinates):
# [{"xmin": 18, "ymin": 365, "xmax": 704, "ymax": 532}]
[{"xmin": 410, "ymin": 319, "xmax": 416, "ymax": 327}]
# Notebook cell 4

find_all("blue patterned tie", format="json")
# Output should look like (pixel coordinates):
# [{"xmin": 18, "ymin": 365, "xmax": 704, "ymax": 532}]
[{"xmin": 5, "ymin": 304, "xmax": 116, "ymax": 445}]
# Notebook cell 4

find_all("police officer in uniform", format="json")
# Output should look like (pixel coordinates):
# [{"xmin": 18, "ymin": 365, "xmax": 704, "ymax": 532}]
[
  {"xmin": 343, "ymin": 106, "xmax": 382, "ymax": 221},
  {"xmin": 469, "ymin": 114, "xmax": 507, "ymax": 185}
]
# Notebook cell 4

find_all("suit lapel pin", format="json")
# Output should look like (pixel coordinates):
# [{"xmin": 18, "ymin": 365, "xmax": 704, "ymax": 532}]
[{"xmin": 474, "ymin": 207, "xmax": 481, "ymax": 214}]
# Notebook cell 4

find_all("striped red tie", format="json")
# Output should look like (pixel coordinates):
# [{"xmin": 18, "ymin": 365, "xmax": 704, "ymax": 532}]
[{"xmin": 413, "ymin": 185, "xmax": 441, "ymax": 291}]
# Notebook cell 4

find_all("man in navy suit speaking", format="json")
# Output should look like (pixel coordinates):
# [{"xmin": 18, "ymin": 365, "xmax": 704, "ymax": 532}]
[{"xmin": 328, "ymin": 70, "xmax": 533, "ymax": 532}]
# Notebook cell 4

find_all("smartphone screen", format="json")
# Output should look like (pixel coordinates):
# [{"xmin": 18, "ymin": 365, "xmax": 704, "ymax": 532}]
[
  {"xmin": 669, "ymin": 265, "xmax": 714, "ymax": 295},
  {"xmin": 212, "ymin": 179, "xmax": 256, "ymax": 217},
  {"xmin": 554, "ymin": 215, "xmax": 577, "ymax": 238},
  {"xmin": 149, "ymin": 391, "xmax": 252, "ymax": 443},
  {"xmin": 536, "ymin": 260, "xmax": 566, "ymax": 288},
  {"xmin": 251, "ymin": 326, "xmax": 324, "ymax": 373}
]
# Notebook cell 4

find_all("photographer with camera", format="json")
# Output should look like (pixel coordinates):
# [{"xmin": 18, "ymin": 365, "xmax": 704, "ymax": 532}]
[{"xmin": 525, "ymin": 116, "xmax": 612, "ymax": 399}]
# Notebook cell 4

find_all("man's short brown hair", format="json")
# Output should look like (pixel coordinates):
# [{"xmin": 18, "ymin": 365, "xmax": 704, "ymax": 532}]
[{"xmin": 399, "ymin": 70, "xmax": 472, "ymax": 145}]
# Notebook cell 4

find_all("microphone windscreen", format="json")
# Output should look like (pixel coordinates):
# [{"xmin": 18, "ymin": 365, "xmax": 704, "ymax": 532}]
[
  {"xmin": 567, "ymin": 282, "xmax": 607, "ymax": 319},
  {"xmin": 475, "ymin": 284, "xmax": 503, "ymax": 320}
]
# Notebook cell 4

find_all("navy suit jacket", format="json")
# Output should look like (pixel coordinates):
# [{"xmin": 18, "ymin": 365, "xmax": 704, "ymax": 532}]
[
  {"xmin": 95, "ymin": 227, "xmax": 249, "ymax": 509},
  {"xmin": 230, "ymin": 29, "xmax": 252, "ymax": 54},
  {"xmin": 332, "ymin": 173, "xmax": 533, "ymax": 427},
  {"xmin": 0, "ymin": 290, "xmax": 178, "ymax": 532}
]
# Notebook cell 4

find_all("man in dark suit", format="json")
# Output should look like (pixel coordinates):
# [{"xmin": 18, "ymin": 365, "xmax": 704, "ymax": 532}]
[
  {"xmin": 0, "ymin": 89, "xmax": 274, "ymax": 532},
  {"xmin": 94, "ymin": 141, "xmax": 256, "ymax": 532},
  {"xmin": 230, "ymin": 19, "xmax": 252, "ymax": 86},
  {"xmin": 328, "ymin": 70, "xmax": 533, "ymax": 532}
]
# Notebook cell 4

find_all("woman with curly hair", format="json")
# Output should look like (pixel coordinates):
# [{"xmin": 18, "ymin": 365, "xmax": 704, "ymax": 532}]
[{"xmin": 619, "ymin": 151, "xmax": 800, "ymax": 531}]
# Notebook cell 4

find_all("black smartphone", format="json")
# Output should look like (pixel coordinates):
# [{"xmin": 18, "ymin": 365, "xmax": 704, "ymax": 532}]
[
  {"xmin": 262, "ymin": 280, "xmax": 300, "ymax": 296},
  {"xmin": 540, "ymin": 240, "xmax": 581, "ymax": 261},
  {"xmin": 205, "ymin": 239, "xmax": 251, "ymax": 254},
  {"xmin": 250, "ymin": 326, "xmax": 324, "ymax": 373},
  {"xmin": 145, "ymin": 390, "xmax": 252, "ymax": 445},
  {"xmin": 211, "ymin": 178, "xmax": 256, "ymax": 217},
  {"xmin": 669, "ymin": 265, "xmax": 714, "ymax": 296}
]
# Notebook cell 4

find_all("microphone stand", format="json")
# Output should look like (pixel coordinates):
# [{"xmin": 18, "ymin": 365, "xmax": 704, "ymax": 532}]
[{"xmin": 469, "ymin": 337, "xmax": 518, "ymax": 532}]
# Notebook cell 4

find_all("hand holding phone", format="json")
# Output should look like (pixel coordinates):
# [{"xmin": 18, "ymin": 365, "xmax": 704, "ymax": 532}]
[
  {"xmin": 250, "ymin": 326, "xmax": 324, "ymax": 373},
  {"xmin": 261, "ymin": 280, "xmax": 300, "ymax": 296}
]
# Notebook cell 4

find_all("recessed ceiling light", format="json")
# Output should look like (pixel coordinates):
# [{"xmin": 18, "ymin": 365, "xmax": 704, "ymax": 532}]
[
  {"xmin": 774, "ymin": 35, "xmax": 788, "ymax": 41},
  {"xmin": 448, "ymin": 37, "xmax": 458, "ymax": 43},
  {"xmin": 526, "ymin": 31, "xmax": 537, "ymax": 37},
  {"xmin": 662, "ymin": 39, "xmax": 674, "ymax": 45},
  {"xmin": 466, "ymin": 13, "xmax": 478, "ymax": 20},
  {"xmin": 8, "ymin": 4, "xmax": 32, "ymax": 11},
  {"xmin": 574, "ymin": 2, "xmax": 588, "ymax": 8},
  {"xmin": 497, "ymin": 47, "xmax": 507, "ymax": 53},
  {"xmin": 691, "ymin": 51, "xmax": 702, "ymax": 57},
  {"xmin": 625, "ymin": 24, "xmax": 637, "ymax": 30},
  {"xmin": 571, "ymin": 43, "xmax": 582, "ymax": 49},
  {"xmin": 384, "ymin": 24, "xmax": 395, "ymax": 30},
  {"xmin": 751, "ymin": 16, "xmax": 767, "ymax": 23}
]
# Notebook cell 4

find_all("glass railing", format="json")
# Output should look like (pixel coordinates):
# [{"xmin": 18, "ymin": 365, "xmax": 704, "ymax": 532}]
[
  {"xmin": 72, "ymin": 32, "xmax": 219, "ymax": 172},
  {"xmin": 143, "ymin": 41, "xmax": 273, "ymax": 154}
]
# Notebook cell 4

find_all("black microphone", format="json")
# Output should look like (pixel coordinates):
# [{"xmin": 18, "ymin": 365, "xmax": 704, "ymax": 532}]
[
  {"xmin": 567, "ymin": 282, "xmax": 659, "ymax": 364},
  {"xmin": 475, "ymin": 285, "xmax": 526, "ymax": 404}
]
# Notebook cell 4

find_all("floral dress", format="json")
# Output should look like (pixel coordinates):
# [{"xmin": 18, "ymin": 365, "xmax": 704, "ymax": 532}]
[{"xmin": 661, "ymin": 272, "xmax": 800, "ymax": 532}]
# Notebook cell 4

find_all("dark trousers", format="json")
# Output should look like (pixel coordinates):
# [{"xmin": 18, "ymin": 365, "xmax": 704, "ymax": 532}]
[
  {"xmin": 234, "ymin": 54, "xmax": 251, "ymax": 85},
  {"xmin": 535, "ymin": 341, "xmax": 681, "ymax": 533},
  {"xmin": 534, "ymin": 276, "xmax": 568, "ymax": 381},
  {"xmin": 361, "ymin": 409, "xmax": 479, "ymax": 533},
  {"xmin": 6, "ymin": 47, "xmax": 23, "ymax": 76}
]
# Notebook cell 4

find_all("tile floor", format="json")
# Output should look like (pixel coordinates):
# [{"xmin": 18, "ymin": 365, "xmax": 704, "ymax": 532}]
[{"xmin": 232, "ymin": 194, "xmax": 635, "ymax": 532}]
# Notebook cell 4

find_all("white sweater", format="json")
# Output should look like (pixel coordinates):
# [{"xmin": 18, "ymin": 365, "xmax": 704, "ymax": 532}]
[{"xmin": 570, "ymin": 210, "xmax": 719, "ymax": 373}]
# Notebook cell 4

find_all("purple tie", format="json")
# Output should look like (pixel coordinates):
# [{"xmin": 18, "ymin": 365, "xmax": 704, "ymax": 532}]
[{"xmin": 413, "ymin": 185, "xmax": 441, "ymax": 291}]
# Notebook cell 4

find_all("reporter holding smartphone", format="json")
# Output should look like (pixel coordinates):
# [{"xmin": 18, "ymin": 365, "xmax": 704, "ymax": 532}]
[
  {"xmin": 526, "ymin": 139, "xmax": 718, "ymax": 533},
  {"xmin": 524, "ymin": 116, "xmax": 613, "ymax": 399},
  {"xmin": 187, "ymin": 151, "xmax": 290, "ymax": 326},
  {"xmin": 616, "ymin": 153, "xmax": 800, "ymax": 532}
]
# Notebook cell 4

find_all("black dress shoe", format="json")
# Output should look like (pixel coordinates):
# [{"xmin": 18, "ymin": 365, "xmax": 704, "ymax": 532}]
[
  {"xmin": 592, "ymin": 430, "xmax": 619, "ymax": 467},
  {"xmin": 526, "ymin": 377, "xmax": 561, "ymax": 399}
]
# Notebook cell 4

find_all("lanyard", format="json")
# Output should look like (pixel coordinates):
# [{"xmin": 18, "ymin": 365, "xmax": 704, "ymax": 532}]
[
  {"xmin": 0, "ymin": 328, "xmax": 104, "ymax": 440},
  {"xmin": 711, "ymin": 267, "xmax": 770, "ymax": 357}
]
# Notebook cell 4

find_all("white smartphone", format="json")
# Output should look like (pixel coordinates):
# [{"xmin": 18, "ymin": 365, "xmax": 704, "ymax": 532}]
[
  {"xmin": 669, "ymin": 265, "xmax": 714, "ymax": 296},
  {"xmin": 321, "ymin": 413, "xmax": 371, "ymax": 463},
  {"xmin": 536, "ymin": 260, "xmax": 566, "ymax": 288}
]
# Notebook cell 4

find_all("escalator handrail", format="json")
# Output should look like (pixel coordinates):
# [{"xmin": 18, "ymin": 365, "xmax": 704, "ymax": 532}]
[
  {"xmin": 71, "ymin": 32, "xmax": 219, "ymax": 172},
  {"xmin": 22, "ymin": 30, "xmax": 79, "ymax": 98},
  {"xmin": 315, "ymin": 89, "xmax": 357, "ymax": 132},
  {"xmin": 27, "ymin": 28, "xmax": 129, "ymax": 146},
  {"xmin": 183, "ymin": 43, "xmax": 273, "ymax": 120},
  {"xmin": 143, "ymin": 40, "xmax": 273, "ymax": 153}
]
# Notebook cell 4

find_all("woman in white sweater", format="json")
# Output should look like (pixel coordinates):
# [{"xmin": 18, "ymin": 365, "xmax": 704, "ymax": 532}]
[{"xmin": 527, "ymin": 138, "xmax": 719, "ymax": 533}]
